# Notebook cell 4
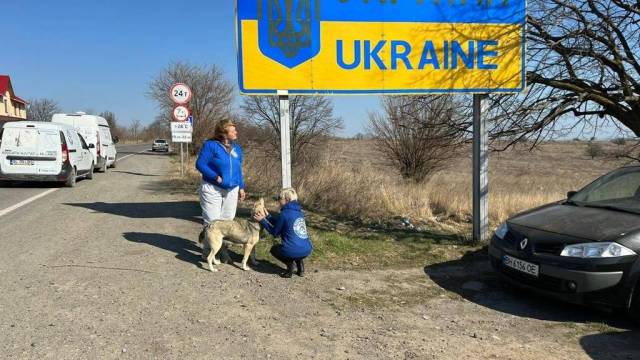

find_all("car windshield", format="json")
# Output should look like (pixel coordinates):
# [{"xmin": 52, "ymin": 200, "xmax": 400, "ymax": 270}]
[
  {"xmin": 570, "ymin": 167, "xmax": 640, "ymax": 214},
  {"xmin": 155, "ymin": 140, "xmax": 166, "ymax": 144}
]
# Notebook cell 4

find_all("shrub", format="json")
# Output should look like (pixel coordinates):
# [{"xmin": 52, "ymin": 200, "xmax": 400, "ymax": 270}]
[
  {"xmin": 612, "ymin": 138, "xmax": 627, "ymax": 146},
  {"xmin": 368, "ymin": 96, "xmax": 466, "ymax": 183},
  {"xmin": 585, "ymin": 142, "xmax": 605, "ymax": 159}
]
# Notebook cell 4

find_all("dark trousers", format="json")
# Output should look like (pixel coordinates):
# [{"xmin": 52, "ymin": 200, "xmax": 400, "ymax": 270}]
[{"xmin": 270, "ymin": 245, "xmax": 306, "ymax": 266}]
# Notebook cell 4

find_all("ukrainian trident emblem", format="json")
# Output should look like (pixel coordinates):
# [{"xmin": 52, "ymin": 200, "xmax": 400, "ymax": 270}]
[{"xmin": 258, "ymin": 0, "xmax": 321, "ymax": 68}]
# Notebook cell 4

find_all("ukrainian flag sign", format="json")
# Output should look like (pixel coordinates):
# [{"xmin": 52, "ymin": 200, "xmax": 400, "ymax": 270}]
[{"xmin": 236, "ymin": 0, "xmax": 526, "ymax": 95}]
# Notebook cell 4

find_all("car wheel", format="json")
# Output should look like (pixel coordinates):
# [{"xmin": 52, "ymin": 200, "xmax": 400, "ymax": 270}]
[
  {"xmin": 111, "ymin": 159, "xmax": 117, "ymax": 169},
  {"xmin": 65, "ymin": 168, "xmax": 77, "ymax": 187},
  {"xmin": 87, "ymin": 163, "xmax": 94, "ymax": 180}
]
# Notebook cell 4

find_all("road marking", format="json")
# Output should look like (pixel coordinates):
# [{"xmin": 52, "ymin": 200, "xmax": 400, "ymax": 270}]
[
  {"xmin": 117, "ymin": 149, "xmax": 149, "ymax": 162},
  {"xmin": 118, "ymin": 154, "xmax": 136, "ymax": 161},
  {"xmin": 0, "ymin": 188, "xmax": 59, "ymax": 218},
  {"xmin": 0, "ymin": 149, "xmax": 147, "ymax": 218}
]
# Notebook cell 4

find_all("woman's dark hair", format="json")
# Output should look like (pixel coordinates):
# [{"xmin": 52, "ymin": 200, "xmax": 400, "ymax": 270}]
[{"xmin": 213, "ymin": 119, "xmax": 236, "ymax": 141}]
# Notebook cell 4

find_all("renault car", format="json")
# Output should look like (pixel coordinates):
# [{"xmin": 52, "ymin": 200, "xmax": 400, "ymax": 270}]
[{"xmin": 489, "ymin": 166, "xmax": 640, "ymax": 321}]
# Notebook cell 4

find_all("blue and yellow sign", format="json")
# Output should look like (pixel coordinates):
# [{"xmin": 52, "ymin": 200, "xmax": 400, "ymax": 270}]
[{"xmin": 237, "ymin": 0, "xmax": 526, "ymax": 94}]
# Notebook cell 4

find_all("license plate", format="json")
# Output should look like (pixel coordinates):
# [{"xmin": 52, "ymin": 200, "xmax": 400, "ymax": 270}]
[
  {"xmin": 503, "ymin": 255, "xmax": 539, "ymax": 277},
  {"xmin": 10, "ymin": 160, "xmax": 34, "ymax": 166}
]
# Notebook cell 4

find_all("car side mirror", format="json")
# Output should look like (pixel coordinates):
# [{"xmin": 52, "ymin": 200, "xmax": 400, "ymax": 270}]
[
  {"xmin": 88, "ymin": 144, "xmax": 95, "ymax": 149},
  {"xmin": 113, "ymin": 137, "xmax": 119, "ymax": 144},
  {"xmin": 567, "ymin": 191, "xmax": 577, "ymax": 199}
]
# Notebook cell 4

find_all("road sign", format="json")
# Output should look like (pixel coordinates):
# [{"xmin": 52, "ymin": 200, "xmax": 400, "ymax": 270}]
[
  {"xmin": 169, "ymin": 83, "xmax": 192, "ymax": 104},
  {"xmin": 172, "ymin": 105, "xmax": 190, "ymax": 122},
  {"xmin": 171, "ymin": 122, "xmax": 193, "ymax": 133},
  {"xmin": 172, "ymin": 132, "xmax": 192, "ymax": 143},
  {"xmin": 236, "ymin": 0, "xmax": 526, "ymax": 94}
]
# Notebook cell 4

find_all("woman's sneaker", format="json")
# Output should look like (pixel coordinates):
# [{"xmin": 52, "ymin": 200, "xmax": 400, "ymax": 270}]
[{"xmin": 280, "ymin": 261, "xmax": 295, "ymax": 278}]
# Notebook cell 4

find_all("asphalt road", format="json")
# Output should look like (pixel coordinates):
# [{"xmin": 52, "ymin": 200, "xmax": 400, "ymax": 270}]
[
  {"xmin": 0, "ymin": 143, "xmax": 206, "ymax": 357},
  {"xmin": 0, "ymin": 143, "xmax": 151, "ymax": 216}
]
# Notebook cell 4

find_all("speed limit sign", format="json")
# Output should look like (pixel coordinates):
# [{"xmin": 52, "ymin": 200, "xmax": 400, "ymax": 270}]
[
  {"xmin": 172, "ymin": 105, "xmax": 190, "ymax": 122},
  {"xmin": 169, "ymin": 83, "xmax": 192, "ymax": 105}
]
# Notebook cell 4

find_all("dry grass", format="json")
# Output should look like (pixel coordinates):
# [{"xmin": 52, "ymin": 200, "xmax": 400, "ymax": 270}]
[
  {"xmin": 164, "ymin": 139, "xmax": 628, "ymax": 267},
  {"xmin": 175, "ymin": 139, "xmax": 628, "ymax": 236},
  {"xmin": 244, "ymin": 139, "xmax": 628, "ymax": 233}
]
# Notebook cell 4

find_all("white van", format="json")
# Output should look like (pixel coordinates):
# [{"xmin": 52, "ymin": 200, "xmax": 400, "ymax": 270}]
[
  {"xmin": 0, "ymin": 121, "xmax": 95, "ymax": 187},
  {"xmin": 52, "ymin": 112, "xmax": 117, "ymax": 172}
]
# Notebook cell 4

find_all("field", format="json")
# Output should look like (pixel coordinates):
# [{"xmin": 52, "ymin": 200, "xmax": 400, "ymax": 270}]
[
  {"xmin": 167, "ymin": 139, "xmax": 629, "ymax": 269},
  {"xmin": 243, "ymin": 139, "xmax": 627, "ymax": 233}
]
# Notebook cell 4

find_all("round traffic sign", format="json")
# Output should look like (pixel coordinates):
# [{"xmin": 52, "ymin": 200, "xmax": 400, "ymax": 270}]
[
  {"xmin": 172, "ymin": 105, "xmax": 190, "ymax": 122},
  {"xmin": 169, "ymin": 83, "xmax": 192, "ymax": 104}
]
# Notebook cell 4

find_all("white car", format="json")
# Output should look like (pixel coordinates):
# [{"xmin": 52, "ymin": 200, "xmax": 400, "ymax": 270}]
[
  {"xmin": 52, "ymin": 112, "xmax": 117, "ymax": 172},
  {"xmin": 152, "ymin": 139, "xmax": 169, "ymax": 152},
  {"xmin": 0, "ymin": 121, "xmax": 95, "ymax": 187}
]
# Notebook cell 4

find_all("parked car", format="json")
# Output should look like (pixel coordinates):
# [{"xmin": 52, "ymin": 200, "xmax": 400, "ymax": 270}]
[
  {"xmin": 52, "ymin": 112, "xmax": 117, "ymax": 171},
  {"xmin": 489, "ymin": 166, "xmax": 640, "ymax": 321},
  {"xmin": 0, "ymin": 121, "xmax": 95, "ymax": 187},
  {"xmin": 152, "ymin": 139, "xmax": 169, "ymax": 152}
]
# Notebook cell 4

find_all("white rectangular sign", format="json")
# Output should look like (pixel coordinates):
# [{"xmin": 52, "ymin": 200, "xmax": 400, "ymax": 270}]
[
  {"xmin": 171, "ymin": 122, "xmax": 193, "ymax": 133},
  {"xmin": 172, "ymin": 132, "xmax": 192, "ymax": 143}
]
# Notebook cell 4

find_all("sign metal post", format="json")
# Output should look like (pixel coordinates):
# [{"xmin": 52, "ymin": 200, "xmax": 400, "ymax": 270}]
[
  {"xmin": 180, "ymin": 143, "xmax": 184, "ymax": 177},
  {"xmin": 278, "ymin": 90, "xmax": 292, "ymax": 189},
  {"xmin": 473, "ymin": 94, "xmax": 489, "ymax": 243},
  {"xmin": 169, "ymin": 83, "xmax": 193, "ymax": 177}
]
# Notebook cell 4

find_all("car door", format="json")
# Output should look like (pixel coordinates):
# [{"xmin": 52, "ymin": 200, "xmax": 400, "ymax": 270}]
[
  {"xmin": 63, "ymin": 129, "xmax": 81, "ymax": 169},
  {"xmin": 99, "ymin": 126, "xmax": 116, "ymax": 164},
  {"xmin": 76, "ymin": 133, "xmax": 93, "ymax": 171}
]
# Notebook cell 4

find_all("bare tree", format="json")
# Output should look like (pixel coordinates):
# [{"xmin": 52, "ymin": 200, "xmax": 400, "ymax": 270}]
[
  {"xmin": 241, "ymin": 96, "xmax": 343, "ymax": 165},
  {"xmin": 144, "ymin": 117, "xmax": 171, "ymax": 141},
  {"xmin": 129, "ymin": 120, "xmax": 142, "ymax": 143},
  {"xmin": 368, "ymin": 96, "xmax": 466, "ymax": 182},
  {"xmin": 147, "ymin": 62, "xmax": 234, "ymax": 150},
  {"xmin": 608, "ymin": 139, "xmax": 640, "ymax": 163},
  {"xmin": 449, "ymin": 0, "xmax": 640, "ymax": 149},
  {"xmin": 26, "ymin": 98, "xmax": 60, "ymax": 122}
]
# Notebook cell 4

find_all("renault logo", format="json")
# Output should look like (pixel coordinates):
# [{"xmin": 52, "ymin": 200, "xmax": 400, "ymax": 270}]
[{"xmin": 520, "ymin": 238, "xmax": 528, "ymax": 250}]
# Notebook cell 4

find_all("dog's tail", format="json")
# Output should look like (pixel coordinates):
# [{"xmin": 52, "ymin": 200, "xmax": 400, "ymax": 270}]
[{"xmin": 198, "ymin": 225, "xmax": 209, "ymax": 244}]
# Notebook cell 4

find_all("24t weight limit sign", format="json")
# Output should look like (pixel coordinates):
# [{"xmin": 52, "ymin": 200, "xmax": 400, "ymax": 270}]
[{"xmin": 169, "ymin": 83, "xmax": 192, "ymax": 104}]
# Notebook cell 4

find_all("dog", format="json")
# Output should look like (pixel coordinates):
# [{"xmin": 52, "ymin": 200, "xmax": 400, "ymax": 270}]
[{"xmin": 199, "ymin": 198, "xmax": 265, "ymax": 272}]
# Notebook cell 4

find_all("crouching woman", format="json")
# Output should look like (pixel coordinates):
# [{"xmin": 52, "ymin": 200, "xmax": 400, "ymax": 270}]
[{"xmin": 254, "ymin": 188, "xmax": 312, "ymax": 278}]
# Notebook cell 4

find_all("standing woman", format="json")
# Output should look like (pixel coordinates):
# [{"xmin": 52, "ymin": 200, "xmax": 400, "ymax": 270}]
[{"xmin": 196, "ymin": 119, "xmax": 246, "ymax": 241}]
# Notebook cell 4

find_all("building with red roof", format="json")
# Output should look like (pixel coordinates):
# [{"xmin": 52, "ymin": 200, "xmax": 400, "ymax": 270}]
[{"xmin": 0, "ymin": 75, "xmax": 28, "ymax": 126}]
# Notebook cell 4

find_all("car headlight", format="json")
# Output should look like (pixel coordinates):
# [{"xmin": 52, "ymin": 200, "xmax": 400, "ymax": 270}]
[
  {"xmin": 560, "ymin": 242, "xmax": 636, "ymax": 258},
  {"xmin": 494, "ymin": 223, "xmax": 509, "ymax": 239}
]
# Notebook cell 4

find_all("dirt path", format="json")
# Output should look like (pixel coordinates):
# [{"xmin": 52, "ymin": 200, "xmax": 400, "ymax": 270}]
[{"xmin": 0, "ymin": 151, "xmax": 636, "ymax": 359}]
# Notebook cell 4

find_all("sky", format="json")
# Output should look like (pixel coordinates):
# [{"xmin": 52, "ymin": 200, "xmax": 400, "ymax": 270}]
[
  {"xmin": 2, "ymin": 1, "xmax": 629, "ymax": 140},
  {"xmin": 2, "ymin": 0, "xmax": 378, "ymax": 137}
]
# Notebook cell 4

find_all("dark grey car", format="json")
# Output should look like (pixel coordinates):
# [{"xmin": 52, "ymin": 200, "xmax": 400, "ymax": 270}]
[{"xmin": 489, "ymin": 166, "xmax": 640, "ymax": 321}]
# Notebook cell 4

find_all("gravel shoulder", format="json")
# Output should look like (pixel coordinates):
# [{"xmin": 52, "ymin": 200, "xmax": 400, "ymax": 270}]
[{"xmin": 0, "ymin": 151, "xmax": 637, "ymax": 359}]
